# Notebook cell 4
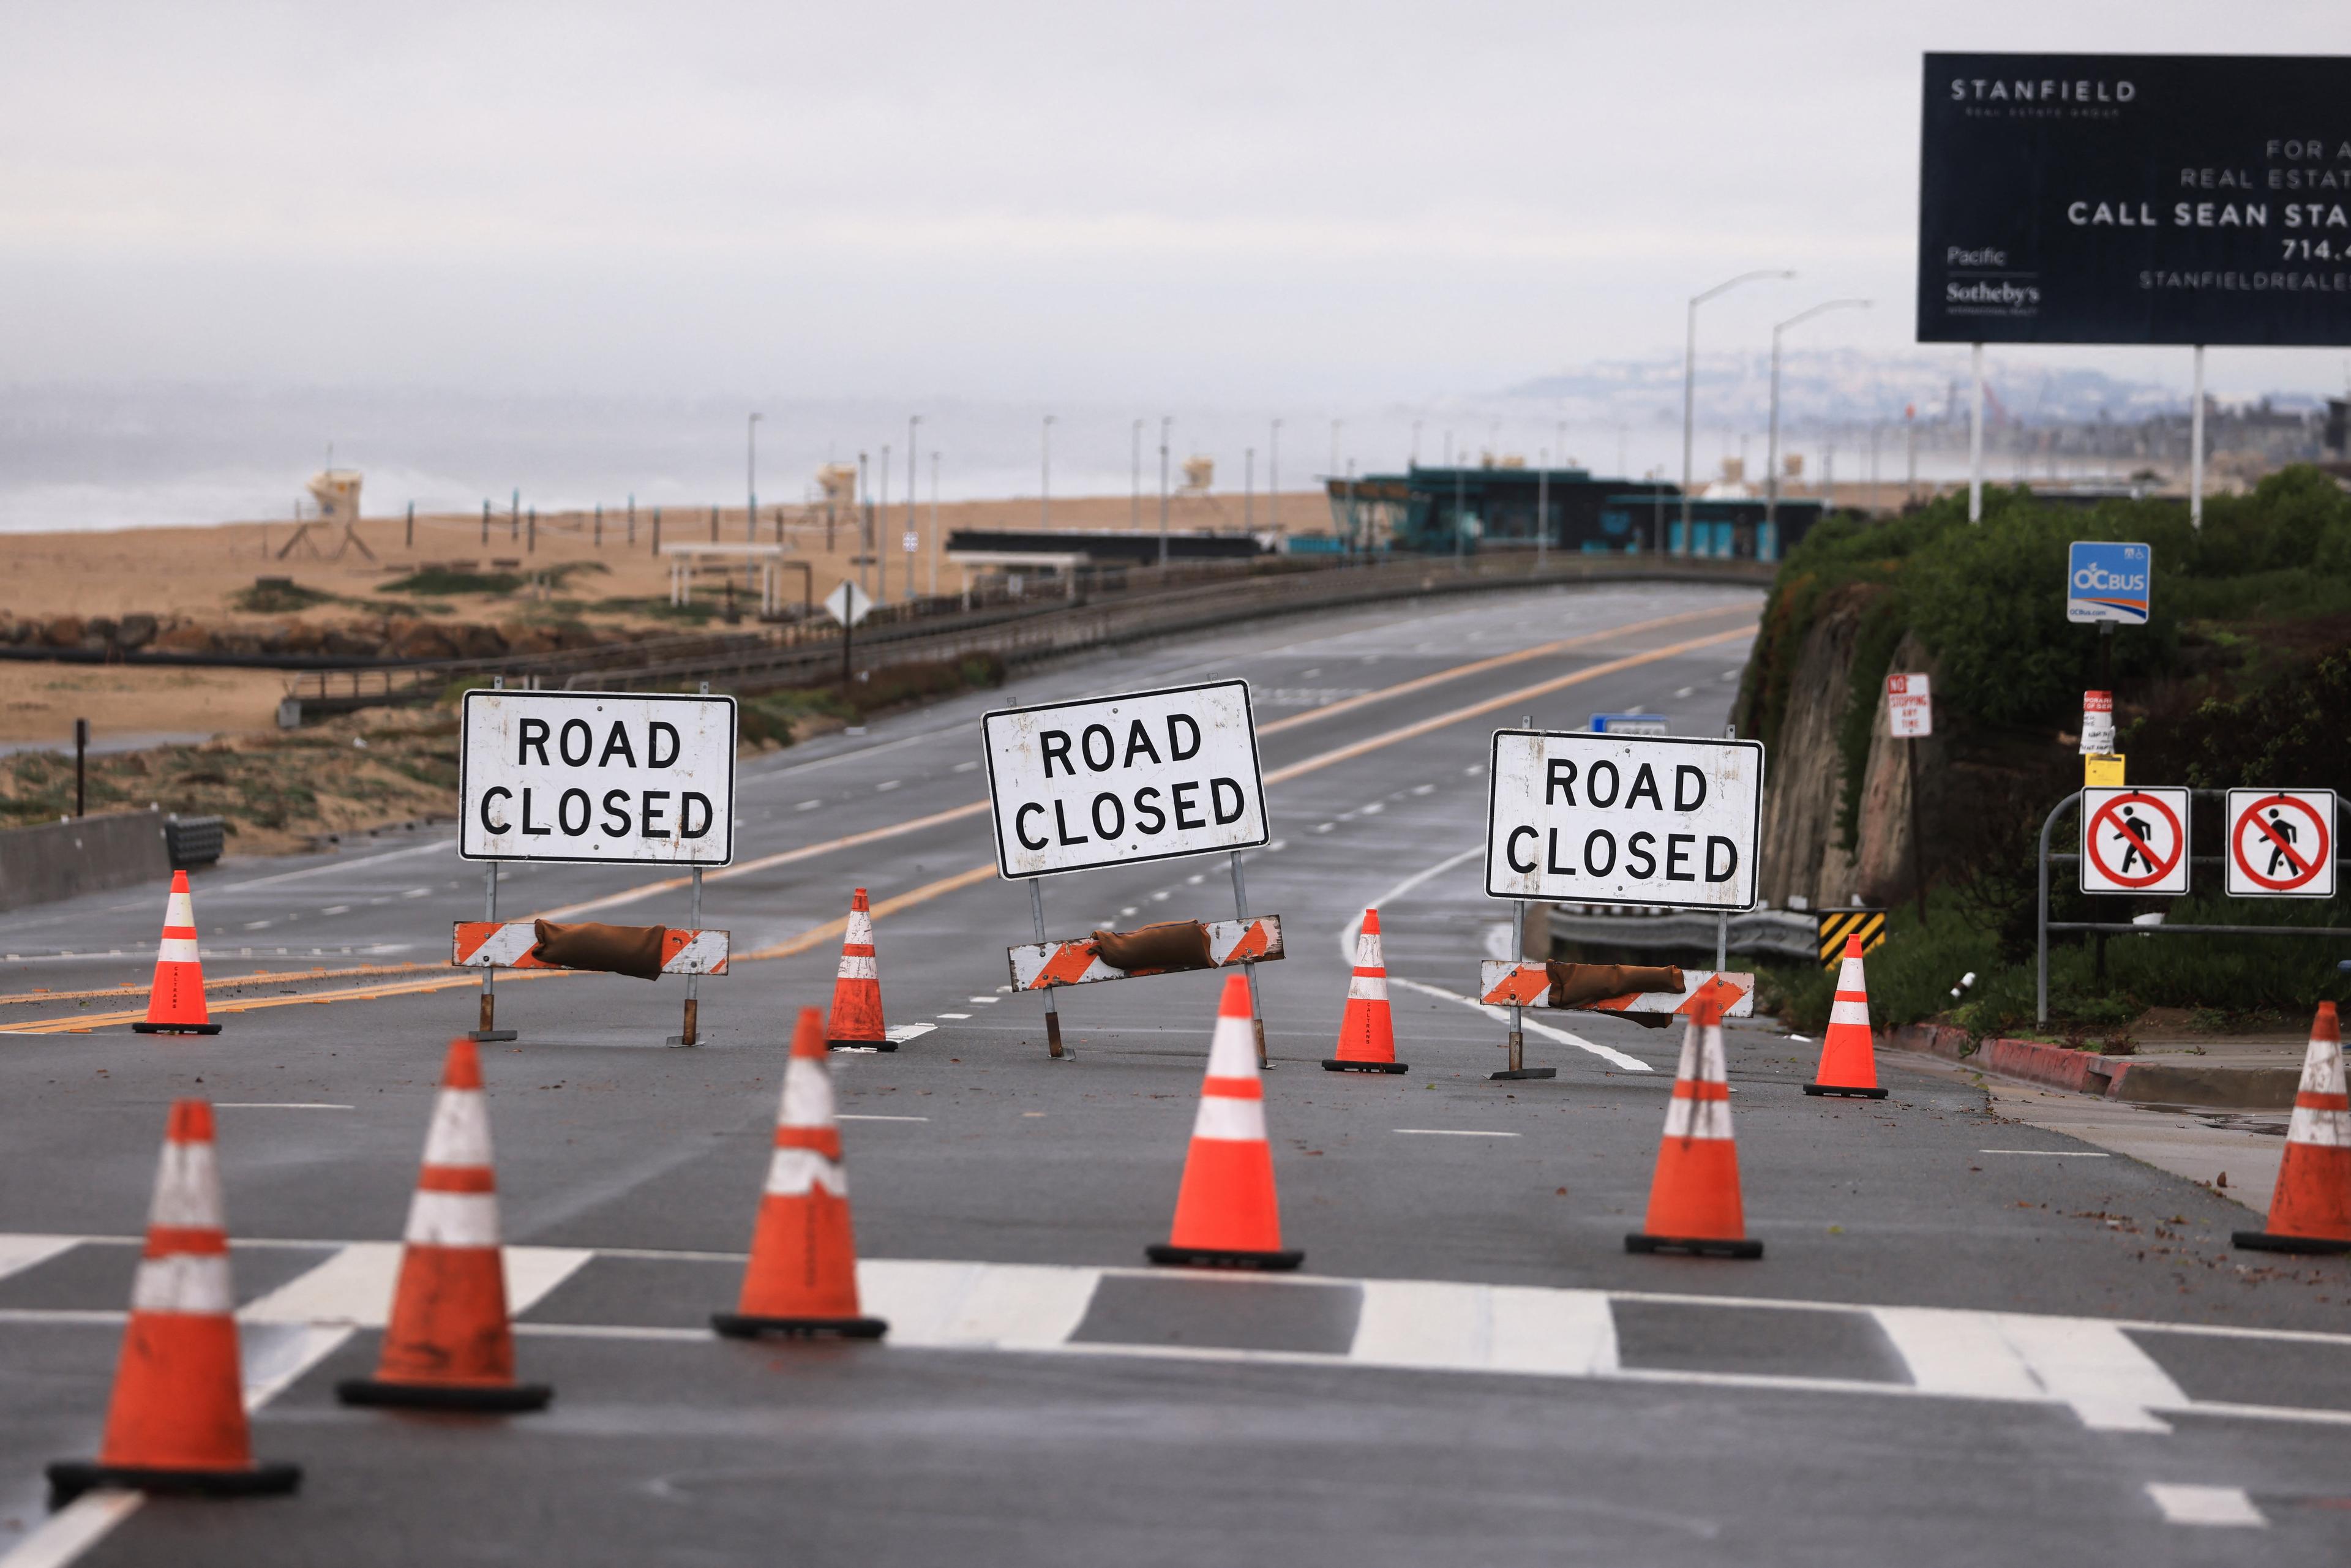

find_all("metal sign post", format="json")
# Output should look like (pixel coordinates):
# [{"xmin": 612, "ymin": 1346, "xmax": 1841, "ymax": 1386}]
[
  {"xmin": 1229, "ymin": 850, "xmax": 1268, "ymax": 1070},
  {"xmin": 670, "ymin": 681, "xmax": 714, "ymax": 1048},
  {"xmin": 1030, "ymin": 879, "xmax": 1064, "ymax": 1059},
  {"xmin": 472, "ymin": 676, "xmax": 518, "ymax": 1043},
  {"xmin": 1502, "ymin": 713, "xmax": 1533, "ymax": 1077}
]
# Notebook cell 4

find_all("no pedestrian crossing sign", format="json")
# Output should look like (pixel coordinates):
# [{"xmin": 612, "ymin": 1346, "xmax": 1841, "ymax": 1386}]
[
  {"xmin": 459, "ymin": 689, "xmax": 737, "ymax": 866},
  {"xmin": 2067, "ymin": 541, "xmax": 2151, "ymax": 625},
  {"xmin": 981, "ymin": 679, "xmax": 1269, "ymax": 879},
  {"xmin": 2079, "ymin": 786, "xmax": 2189, "ymax": 896},
  {"xmin": 1485, "ymin": 730, "xmax": 1764, "ymax": 912},
  {"xmin": 2225, "ymin": 789, "xmax": 2337, "ymax": 899}
]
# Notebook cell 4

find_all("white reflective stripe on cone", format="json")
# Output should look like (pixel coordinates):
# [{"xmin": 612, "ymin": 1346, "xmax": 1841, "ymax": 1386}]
[
  {"xmin": 131, "ymin": 1252, "xmax": 234, "ymax": 1314},
  {"xmin": 1829, "ymin": 999, "xmax": 1871, "ymax": 1028},
  {"xmin": 421, "ymin": 1090, "xmax": 494, "ymax": 1168},
  {"xmin": 148, "ymin": 1142, "xmax": 225, "ymax": 1229},
  {"xmin": 1191, "ymin": 1095, "xmax": 1269, "ymax": 1143},
  {"xmin": 2285, "ymin": 1105, "xmax": 2351, "ymax": 1148},
  {"xmin": 156, "ymin": 939, "xmax": 201, "ymax": 963},
  {"xmin": 1348, "ymin": 973, "xmax": 1390, "ymax": 1002},
  {"xmin": 779, "ymin": 1058, "xmax": 836, "ymax": 1128},
  {"xmin": 1837, "ymin": 956, "xmax": 1866, "ymax": 992},
  {"xmin": 403, "ymin": 1189, "xmax": 502, "ymax": 1247},
  {"xmin": 165, "ymin": 892, "xmax": 196, "ymax": 926},
  {"xmin": 1204, "ymin": 1016, "xmax": 1258, "ymax": 1079},
  {"xmin": 2299, "ymin": 1040, "xmax": 2347, "ymax": 1097},
  {"xmin": 846, "ymin": 912, "xmax": 874, "ymax": 945},
  {"xmin": 766, "ymin": 1146, "xmax": 849, "ymax": 1198},
  {"xmin": 835, "ymin": 955, "xmax": 879, "ymax": 980},
  {"xmin": 1353, "ymin": 933, "xmax": 1382, "ymax": 967},
  {"xmin": 1662, "ymin": 1095, "xmax": 1734, "ymax": 1141}
]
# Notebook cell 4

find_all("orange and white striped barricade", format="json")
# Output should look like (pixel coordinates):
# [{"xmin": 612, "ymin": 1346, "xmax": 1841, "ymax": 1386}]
[
  {"xmin": 449, "ymin": 921, "xmax": 729, "ymax": 1046},
  {"xmin": 1477, "ymin": 961, "xmax": 1756, "ymax": 1019},
  {"xmin": 1008, "ymin": 917, "xmax": 1284, "ymax": 991}
]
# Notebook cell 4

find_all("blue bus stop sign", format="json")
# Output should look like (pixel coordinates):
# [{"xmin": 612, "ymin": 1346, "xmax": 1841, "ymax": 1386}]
[{"xmin": 2067, "ymin": 541, "xmax": 2150, "ymax": 625}]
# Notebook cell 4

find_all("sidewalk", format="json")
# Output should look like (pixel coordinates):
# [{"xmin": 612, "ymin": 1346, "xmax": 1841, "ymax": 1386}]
[{"xmin": 1884, "ymin": 1021, "xmax": 2304, "ymax": 1110}]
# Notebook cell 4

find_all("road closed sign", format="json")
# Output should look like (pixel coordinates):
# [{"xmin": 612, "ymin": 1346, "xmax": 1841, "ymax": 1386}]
[
  {"xmin": 2079, "ymin": 786, "xmax": 2189, "ymax": 896},
  {"xmin": 981, "ymin": 680, "xmax": 1268, "ymax": 879},
  {"xmin": 1485, "ymin": 730, "xmax": 1764, "ymax": 911},
  {"xmin": 460, "ymin": 689, "xmax": 737, "ymax": 866},
  {"xmin": 2226, "ymin": 789, "xmax": 2337, "ymax": 899}
]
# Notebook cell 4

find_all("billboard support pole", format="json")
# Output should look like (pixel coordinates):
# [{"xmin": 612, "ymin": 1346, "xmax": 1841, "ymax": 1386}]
[
  {"xmin": 2190, "ymin": 345, "xmax": 2207, "ymax": 530},
  {"xmin": 1968, "ymin": 342, "xmax": 1985, "ymax": 522}
]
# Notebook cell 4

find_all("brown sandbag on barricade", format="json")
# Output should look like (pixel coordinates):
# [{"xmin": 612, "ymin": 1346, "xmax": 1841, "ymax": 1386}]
[
  {"xmin": 1091, "ymin": 921, "xmax": 1214, "ymax": 973},
  {"xmin": 531, "ymin": 920, "xmax": 669, "ymax": 981},
  {"xmin": 1547, "ymin": 962, "xmax": 1685, "ymax": 1016}
]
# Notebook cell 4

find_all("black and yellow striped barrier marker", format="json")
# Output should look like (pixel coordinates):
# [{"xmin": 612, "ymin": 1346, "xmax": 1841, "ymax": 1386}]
[{"xmin": 1815, "ymin": 909, "xmax": 1886, "ymax": 970}]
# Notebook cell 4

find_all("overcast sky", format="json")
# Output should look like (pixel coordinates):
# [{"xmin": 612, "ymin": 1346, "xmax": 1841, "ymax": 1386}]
[{"xmin": 3, "ymin": 1, "xmax": 2347, "ymax": 407}]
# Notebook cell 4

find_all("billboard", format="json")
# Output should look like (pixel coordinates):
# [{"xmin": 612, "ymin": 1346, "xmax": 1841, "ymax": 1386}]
[{"xmin": 1919, "ymin": 53, "xmax": 2351, "ymax": 345}]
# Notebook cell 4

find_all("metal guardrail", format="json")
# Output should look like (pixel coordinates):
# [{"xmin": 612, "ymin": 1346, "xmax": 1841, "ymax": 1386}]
[{"xmin": 1547, "ymin": 905, "xmax": 1817, "ymax": 962}]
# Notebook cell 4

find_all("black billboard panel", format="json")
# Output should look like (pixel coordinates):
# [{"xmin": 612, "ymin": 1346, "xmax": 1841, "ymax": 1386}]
[{"xmin": 1919, "ymin": 53, "xmax": 2351, "ymax": 346}]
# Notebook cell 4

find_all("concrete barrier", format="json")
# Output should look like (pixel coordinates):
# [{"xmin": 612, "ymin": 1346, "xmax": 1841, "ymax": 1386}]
[{"xmin": 0, "ymin": 810, "xmax": 173, "ymax": 912}]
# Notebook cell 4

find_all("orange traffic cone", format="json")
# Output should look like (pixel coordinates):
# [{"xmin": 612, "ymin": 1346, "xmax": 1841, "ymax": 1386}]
[
  {"xmin": 1626, "ymin": 998, "xmax": 1763, "ymax": 1259},
  {"xmin": 713, "ymin": 1007, "xmax": 888, "ymax": 1339},
  {"xmin": 337, "ymin": 1038, "xmax": 550, "ymax": 1411},
  {"xmin": 131, "ymin": 869, "xmax": 220, "ymax": 1035},
  {"xmin": 47, "ymin": 1100, "xmax": 300, "ymax": 1506},
  {"xmin": 826, "ymin": 888, "xmax": 890, "ymax": 1051},
  {"xmin": 2235, "ymin": 1002, "xmax": 2351, "ymax": 1255},
  {"xmin": 1149, "ymin": 973, "xmax": 1302, "ymax": 1270},
  {"xmin": 1802, "ymin": 934, "xmax": 1888, "ymax": 1099},
  {"xmin": 1324, "ymin": 907, "xmax": 1407, "ymax": 1074}
]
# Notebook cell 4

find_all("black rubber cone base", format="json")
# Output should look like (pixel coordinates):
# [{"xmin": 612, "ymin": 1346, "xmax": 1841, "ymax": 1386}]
[
  {"xmin": 2232, "ymin": 1230, "xmax": 2351, "ymax": 1255},
  {"xmin": 336, "ymin": 1378, "xmax": 552, "ymax": 1412},
  {"xmin": 47, "ymin": 1459, "xmax": 300, "ymax": 1509},
  {"xmin": 1802, "ymin": 1082, "xmax": 1889, "ymax": 1099},
  {"xmin": 711, "ymin": 1312, "xmax": 890, "ymax": 1340},
  {"xmin": 1490, "ymin": 1067, "xmax": 1556, "ymax": 1081},
  {"xmin": 1146, "ymin": 1243, "xmax": 1304, "ymax": 1272},
  {"xmin": 828, "ymin": 1038, "xmax": 897, "ymax": 1053},
  {"xmin": 1322, "ymin": 1059, "xmax": 1409, "ymax": 1074},
  {"xmin": 130, "ymin": 1022, "xmax": 222, "ymax": 1035},
  {"xmin": 468, "ymin": 1029, "xmax": 519, "ymax": 1043},
  {"xmin": 1625, "ymin": 1232, "xmax": 1765, "ymax": 1259}
]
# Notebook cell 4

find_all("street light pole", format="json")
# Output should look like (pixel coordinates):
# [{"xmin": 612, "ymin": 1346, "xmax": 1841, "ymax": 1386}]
[
  {"xmin": 906, "ymin": 415, "xmax": 921, "ymax": 601},
  {"xmin": 1131, "ymin": 419, "xmax": 1142, "ymax": 529},
  {"xmin": 1041, "ymin": 415, "xmax": 1055, "ymax": 531},
  {"xmin": 1683, "ymin": 269, "xmax": 1794, "ymax": 556},
  {"xmin": 1158, "ymin": 416, "xmax": 1172, "ymax": 568},
  {"xmin": 746, "ymin": 411, "xmax": 762, "ymax": 593},
  {"xmin": 1269, "ymin": 419, "xmax": 1282, "ymax": 531},
  {"xmin": 1768, "ymin": 299, "xmax": 1872, "ymax": 547}
]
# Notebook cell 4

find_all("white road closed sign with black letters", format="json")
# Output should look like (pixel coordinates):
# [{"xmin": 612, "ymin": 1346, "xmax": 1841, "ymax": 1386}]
[
  {"xmin": 1485, "ymin": 730, "xmax": 1764, "ymax": 911},
  {"xmin": 981, "ymin": 680, "xmax": 1268, "ymax": 879},
  {"xmin": 460, "ymin": 689, "xmax": 737, "ymax": 866}
]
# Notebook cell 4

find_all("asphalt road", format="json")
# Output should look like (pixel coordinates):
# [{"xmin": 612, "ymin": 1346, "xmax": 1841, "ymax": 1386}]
[{"xmin": 2, "ymin": 580, "xmax": 2347, "ymax": 1566}]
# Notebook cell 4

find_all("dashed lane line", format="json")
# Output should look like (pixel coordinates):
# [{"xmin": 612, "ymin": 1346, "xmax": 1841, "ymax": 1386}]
[{"xmin": 2144, "ymin": 1484, "xmax": 2267, "ymax": 1528}]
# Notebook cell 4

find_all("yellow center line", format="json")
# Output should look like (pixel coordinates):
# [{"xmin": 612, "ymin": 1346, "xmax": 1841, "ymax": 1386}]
[{"xmin": 0, "ymin": 617, "xmax": 1753, "ymax": 1033}]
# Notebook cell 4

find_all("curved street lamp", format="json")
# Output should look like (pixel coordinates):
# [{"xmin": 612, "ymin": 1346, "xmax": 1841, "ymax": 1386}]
[
  {"xmin": 1768, "ymin": 299, "xmax": 1872, "ymax": 537},
  {"xmin": 1681, "ymin": 269, "xmax": 1794, "ymax": 554}
]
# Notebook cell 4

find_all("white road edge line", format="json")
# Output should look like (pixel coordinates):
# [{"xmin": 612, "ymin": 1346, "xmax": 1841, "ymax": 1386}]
[
  {"xmin": 0, "ymin": 1488, "xmax": 145, "ymax": 1568},
  {"xmin": 1978, "ymin": 1149, "xmax": 2110, "ymax": 1157},
  {"xmin": 1394, "ymin": 1128, "xmax": 1523, "ymax": 1137},
  {"xmin": 839, "ymin": 1114, "xmax": 931, "ymax": 1122},
  {"xmin": 2144, "ymin": 1483, "xmax": 2267, "ymax": 1528},
  {"xmin": 216, "ymin": 1103, "xmax": 355, "ymax": 1110}
]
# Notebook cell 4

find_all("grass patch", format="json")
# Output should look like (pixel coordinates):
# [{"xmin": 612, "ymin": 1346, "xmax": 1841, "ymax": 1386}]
[
  {"xmin": 231, "ymin": 579, "xmax": 338, "ymax": 613},
  {"xmin": 383, "ymin": 568, "xmax": 522, "ymax": 596}
]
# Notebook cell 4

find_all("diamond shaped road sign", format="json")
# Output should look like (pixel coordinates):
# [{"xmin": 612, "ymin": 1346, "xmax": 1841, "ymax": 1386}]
[{"xmin": 823, "ymin": 579, "xmax": 874, "ymax": 628}]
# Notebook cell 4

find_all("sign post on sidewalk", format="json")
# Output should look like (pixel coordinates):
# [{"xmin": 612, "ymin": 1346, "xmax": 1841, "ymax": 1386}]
[{"xmin": 1886, "ymin": 672, "xmax": 1932, "ymax": 923}]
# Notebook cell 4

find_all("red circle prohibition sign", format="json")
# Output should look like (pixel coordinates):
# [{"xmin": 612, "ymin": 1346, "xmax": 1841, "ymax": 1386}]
[
  {"xmin": 2232, "ymin": 793, "xmax": 2330, "ymax": 892},
  {"xmin": 2087, "ymin": 792, "xmax": 2184, "ymax": 888}
]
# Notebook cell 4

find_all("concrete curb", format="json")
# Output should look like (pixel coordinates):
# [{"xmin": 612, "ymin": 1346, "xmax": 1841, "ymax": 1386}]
[{"xmin": 1879, "ymin": 1024, "xmax": 2298, "ymax": 1110}]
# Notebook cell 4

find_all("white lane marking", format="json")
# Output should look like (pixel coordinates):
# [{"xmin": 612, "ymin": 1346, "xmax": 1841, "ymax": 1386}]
[
  {"xmin": 400, "ymin": 887, "xmax": 430, "ymax": 899},
  {"xmin": 839, "ymin": 1114, "xmax": 930, "ymax": 1122},
  {"xmin": 238, "ymin": 1243, "xmax": 593, "ymax": 1328},
  {"xmin": 860, "ymin": 1259, "xmax": 1101, "ymax": 1351},
  {"xmin": 1394, "ymin": 1128, "xmax": 1523, "ymax": 1138},
  {"xmin": 1338, "ymin": 846, "xmax": 1483, "ymax": 958},
  {"xmin": 321, "ymin": 904, "xmax": 351, "ymax": 915},
  {"xmin": 220, "ymin": 836, "xmax": 456, "ymax": 891},
  {"xmin": 1022, "ymin": 1112, "xmax": 1046, "ymax": 1119},
  {"xmin": 1361, "ymin": 802, "xmax": 1384, "ymax": 816},
  {"xmin": 1979, "ymin": 1149, "xmax": 2110, "ymax": 1157},
  {"xmin": 1150, "ymin": 890, "xmax": 1170, "ymax": 901},
  {"xmin": 1119, "ymin": 906, "xmax": 1138, "ymax": 916},
  {"xmin": 239, "ymin": 1321, "xmax": 355, "ymax": 1409},
  {"xmin": 1313, "ymin": 822, "xmax": 1334, "ymax": 833},
  {"xmin": 1411, "ymin": 784, "xmax": 1434, "ymax": 795},
  {"xmin": 0, "ymin": 1488, "xmax": 145, "ymax": 1568},
  {"xmin": 953, "ymin": 761, "xmax": 978, "ymax": 773},
  {"xmin": 1997, "ymin": 1315, "xmax": 2189, "ymax": 1433},
  {"xmin": 1185, "ymin": 874, "xmax": 1204, "ymax": 885},
  {"xmin": 2145, "ymin": 1484, "xmax": 2266, "ymax": 1528},
  {"xmin": 1388, "ymin": 975, "xmax": 1650, "ymax": 1073},
  {"xmin": 216, "ymin": 1103, "xmax": 354, "ymax": 1110},
  {"xmin": 1873, "ymin": 1307, "xmax": 2046, "ymax": 1402},
  {"xmin": 1674, "ymin": 686, "xmax": 1695, "ymax": 698},
  {"xmin": 969, "ymin": 996, "xmax": 1000, "ymax": 1005},
  {"xmin": 936, "ymin": 1012, "xmax": 972, "ymax": 1019},
  {"xmin": 877, "ymin": 780, "xmax": 901, "ymax": 792},
  {"xmin": 0, "ymin": 1234, "xmax": 80, "ymax": 1283},
  {"xmin": 795, "ymin": 800, "xmax": 823, "ymax": 811},
  {"xmin": 885, "ymin": 1022, "xmax": 937, "ymax": 1045},
  {"xmin": 241, "ymin": 920, "xmax": 272, "ymax": 930}
]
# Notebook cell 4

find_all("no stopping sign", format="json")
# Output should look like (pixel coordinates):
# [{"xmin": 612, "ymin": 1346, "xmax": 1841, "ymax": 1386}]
[
  {"xmin": 2226, "ymin": 789, "xmax": 2338, "ymax": 898},
  {"xmin": 2080, "ymin": 786, "xmax": 2190, "ymax": 896}
]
